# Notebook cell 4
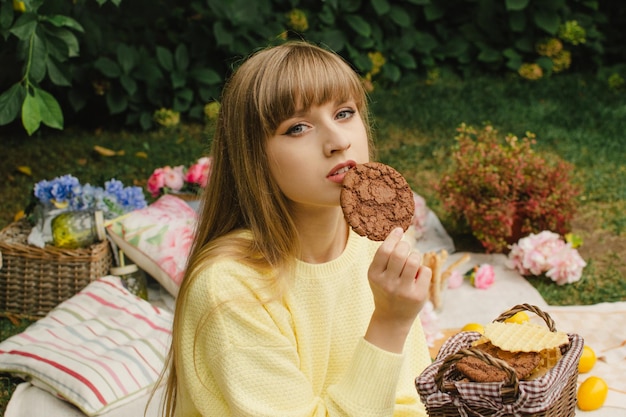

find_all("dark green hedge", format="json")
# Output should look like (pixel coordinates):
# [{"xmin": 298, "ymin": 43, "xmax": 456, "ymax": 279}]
[{"xmin": 0, "ymin": 0, "xmax": 621, "ymax": 135}]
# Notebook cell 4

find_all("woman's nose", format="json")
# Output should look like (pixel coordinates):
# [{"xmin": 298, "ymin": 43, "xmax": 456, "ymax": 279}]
[{"xmin": 323, "ymin": 126, "xmax": 351, "ymax": 156}]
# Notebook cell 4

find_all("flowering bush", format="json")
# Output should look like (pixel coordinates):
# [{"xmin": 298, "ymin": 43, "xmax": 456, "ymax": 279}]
[
  {"xmin": 437, "ymin": 123, "xmax": 581, "ymax": 253},
  {"xmin": 507, "ymin": 231, "xmax": 586, "ymax": 285},
  {"xmin": 146, "ymin": 157, "xmax": 212, "ymax": 198},
  {"xmin": 33, "ymin": 174, "xmax": 147, "ymax": 219}
]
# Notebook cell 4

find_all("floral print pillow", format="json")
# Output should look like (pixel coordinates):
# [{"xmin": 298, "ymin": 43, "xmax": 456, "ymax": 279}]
[{"xmin": 106, "ymin": 195, "xmax": 198, "ymax": 297}]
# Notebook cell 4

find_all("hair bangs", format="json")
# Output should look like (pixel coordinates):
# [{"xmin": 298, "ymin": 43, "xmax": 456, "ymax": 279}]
[{"xmin": 255, "ymin": 45, "xmax": 367, "ymax": 135}]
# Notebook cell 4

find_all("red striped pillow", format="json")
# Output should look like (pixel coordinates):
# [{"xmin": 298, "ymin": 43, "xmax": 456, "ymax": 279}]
[{"xmin": 0, "ymin": 276, "xmax": 173, "ymax": 416}]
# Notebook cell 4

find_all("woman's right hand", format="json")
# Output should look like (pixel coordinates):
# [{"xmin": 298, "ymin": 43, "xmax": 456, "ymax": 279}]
[{"xmin": 364, "ymin": 227, "xmax": 432, "ymax": 353}]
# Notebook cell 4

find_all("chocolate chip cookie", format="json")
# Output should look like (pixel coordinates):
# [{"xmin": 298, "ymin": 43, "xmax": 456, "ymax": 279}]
[{"xmin": 340, "ymin": 162, "xmax": 414, "ymax": 241}]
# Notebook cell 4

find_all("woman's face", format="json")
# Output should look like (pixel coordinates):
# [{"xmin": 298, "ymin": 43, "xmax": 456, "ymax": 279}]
[{"xmin": 266, "ymin": 99, "xmax": 370, "ymax": 210}]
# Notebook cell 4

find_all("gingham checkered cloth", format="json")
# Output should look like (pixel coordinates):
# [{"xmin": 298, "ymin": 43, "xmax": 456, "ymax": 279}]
[{"xmin": 415, "ymin": 331, "xmax": 583, "ymax": 417}]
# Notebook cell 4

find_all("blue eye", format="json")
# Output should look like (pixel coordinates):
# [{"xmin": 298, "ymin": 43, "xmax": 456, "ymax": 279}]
[
  {"xmin": 285, "ymin": 123, "xmax": 306, "ymax": 135},
  {"xmin": 337, "ymin": 109, "xmax": 355, "ymax": 120}
]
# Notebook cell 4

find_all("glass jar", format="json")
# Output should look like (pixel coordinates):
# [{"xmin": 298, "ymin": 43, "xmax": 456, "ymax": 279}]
[
  {"xmin": 111, "ymin": 264, "xmax": 148, "ymax": 300},
  {"xmin": 51, "ymin": 210, "xmax": 105, "ymax": 249}
]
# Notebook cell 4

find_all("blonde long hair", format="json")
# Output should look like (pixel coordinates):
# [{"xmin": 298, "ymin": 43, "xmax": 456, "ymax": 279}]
[{"xmin": 156, "ymin": 40, "xmax": 373, "ymax": 417}]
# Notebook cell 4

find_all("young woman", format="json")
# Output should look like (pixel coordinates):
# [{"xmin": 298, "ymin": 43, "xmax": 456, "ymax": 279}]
[{"xmin": 160, "ymin": 40, "xmax": 433, "ymax": 417}]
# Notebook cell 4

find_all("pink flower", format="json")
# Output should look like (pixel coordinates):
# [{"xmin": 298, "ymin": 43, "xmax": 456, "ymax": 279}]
[
  {"xmin": 468, "ymin": 264, "xmax": 495, "ymax": 289},
  {"xmin": 185, "ymin": 157, "xmax": 212, "ymax": 187},
  {"xmin": 147, "ymin": 168, "xmax": 166, "ymax": 197},
  {"xmin": 163, "ymin": 165, "xmax": 185, "ymax": 191},
  {"xmin": 545, "ymin": 245, "xmax": 587, "ymax": 285},
  {"xmin": 506, "ymin": 230, "xmax": 586, "ymax": 284},
  {"xmin": 507, "ymin": 231, "xmax": 565, "ymax": 275},
  {"xmin": 447, "ymin": 270, "xmax": 464, "ymax": 289}
]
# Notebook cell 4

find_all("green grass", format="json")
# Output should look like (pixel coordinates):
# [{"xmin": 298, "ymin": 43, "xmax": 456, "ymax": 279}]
[{"xmin": 1, "ymin": 72, "xmax": 625, "ymax": 413}]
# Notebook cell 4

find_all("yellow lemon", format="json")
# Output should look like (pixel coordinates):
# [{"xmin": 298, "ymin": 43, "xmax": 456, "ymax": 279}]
[
  {"xmin": 578, "ymin": 345, "xmax": 597, "ymax": 373},
  {"xmin": 461, "ymin": 323, "xmax": 484, "ymax": 334},
  {"xmin": 504, "ymin": 311, "xmax": 530, "ymax": 324},
  {"xmin": 577, "ymin": 376, "xmax": 608, "ymax": 411}
]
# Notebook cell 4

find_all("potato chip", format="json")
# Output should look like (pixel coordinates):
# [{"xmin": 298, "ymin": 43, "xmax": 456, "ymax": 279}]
[{"xmin": 483, "ymin": 322, "xmax": 569, "ymax": 353}]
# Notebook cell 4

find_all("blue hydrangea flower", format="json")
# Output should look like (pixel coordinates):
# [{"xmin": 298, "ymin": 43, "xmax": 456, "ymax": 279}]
[{"xmin": 33, "ymin": 175, "xmax": 147, "ymax": 218}]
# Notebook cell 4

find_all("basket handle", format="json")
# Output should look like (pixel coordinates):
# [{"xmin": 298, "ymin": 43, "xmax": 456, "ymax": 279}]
[
  {"xmin": 492, "ymin": 303, "xmax": 557, "ymax": 332},
  {"xmin": 435, "ymin": 347, "xmax": 520, "ymax": 398}
]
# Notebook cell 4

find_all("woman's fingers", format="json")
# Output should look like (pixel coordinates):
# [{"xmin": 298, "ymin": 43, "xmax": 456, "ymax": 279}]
[{"xmin": 370, "ymin": 227, "xmax": 428, "ymax": 288}]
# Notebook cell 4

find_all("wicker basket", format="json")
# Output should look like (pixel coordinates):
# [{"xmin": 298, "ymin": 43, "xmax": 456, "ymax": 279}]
[
  {"xmin": 415, "ymin": 304, "xmax": 583, "ymax": 417},
  {"xmin": 0, "ymin": 219, "xmax": 112, "ymax": 319}
]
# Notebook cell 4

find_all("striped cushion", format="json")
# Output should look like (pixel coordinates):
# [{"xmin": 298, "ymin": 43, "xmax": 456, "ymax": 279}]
[{"xmin": 0, "ymin": 276, "xmax": 173, "ymax": 416}]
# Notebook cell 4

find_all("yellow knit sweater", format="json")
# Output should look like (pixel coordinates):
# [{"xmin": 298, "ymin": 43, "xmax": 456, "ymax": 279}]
[{"xmin": 176, "ymin": 230, "xmax": 431, "ymax": 416}]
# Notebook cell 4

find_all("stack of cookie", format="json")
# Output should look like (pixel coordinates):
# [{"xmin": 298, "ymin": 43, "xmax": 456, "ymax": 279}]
[{"xmin": 456, "ymin": 321, "xmax": 570, "ymax": 383}]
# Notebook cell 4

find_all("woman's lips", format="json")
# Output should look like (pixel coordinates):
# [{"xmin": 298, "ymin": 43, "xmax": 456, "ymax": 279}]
[{"xmin": 327, "ymin": 163, "xmax": 354, "ymax": 184}]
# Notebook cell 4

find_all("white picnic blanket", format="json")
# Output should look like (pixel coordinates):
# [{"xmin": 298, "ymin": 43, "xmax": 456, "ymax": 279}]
[{"xmin": 5, "ymin": 212, "xmax": 625, "ymax": 416}]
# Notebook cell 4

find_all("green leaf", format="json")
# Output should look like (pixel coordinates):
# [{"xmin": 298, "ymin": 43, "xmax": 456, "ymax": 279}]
[
  {"xmin": 0, "ymin": 83, "xmax": 26, "ymax": 125},
  {"xmin": 175, "ymin": 44, "xmax": 189, "ymax": 72},
  {"xmin": 318, "ymin": 4, "xmax": 336, "ymax": 25},
  {"xmin": 583, "ymin": 1, "xmax": 599, "ymax": 11},
  {"xmin": 22, "ymin": 91, "xmax": 41, "ymax": 135},
  {"xmin": 46, "ymin": 58, "xmax": 71, "ymax": 86},
  {"xmin": 511, "ymin": 35, "xmax": 532, "ymax": 53},
  {"xmin": 156, "ymin": 46, "xmax": 173, "ymax": 71},
  {"xmin": 94, "ymin": 57, "xmax": 121, "ymax": 78},
  {"xmin": 106, "ymin": 88, "xmax": 128, "ymax": 114},
  {"xmin": 135, "ymin": 61, "xmax": 163, "ymax": 83},
  {"xmin": 477, "ymin": 48, "xmax": 501, "ymax": 63},
  {"xmin": 423, "ymin": 4, "xmax": 444, "ymax": 21},
  {"xmin": 413, "ymin": 31, "xmax": 438, "ymax": 54},
  {"xmin": 190, "ymin": 67, "xmax": 221, "ymax": 85},
  {"xmin": 371, "ymin": 0, "xmax": 390, "ymax": 15},
  {"xmin": 534, "ymin": 9, "xmax": 559, "ymax": 34},
  {"xmin": 171, "ymin": 70, "xmax": 186, "ymax": 89},
  {"xmin": 213, "ymin": 21, "xmax": 233, "ymax": 48},
  {"xmin": 340, "ymin": 0, "xmax": 361, "ymax": 13},
  {"xmin": 351, "ymin": 52, "xmax": 371, "ymax": 72},
  {"xmin": 139, "ymin": 111, "xmax": 152, "ymax": 130},
  {"xmin": 394, "ymin": 51, "xmax": 417, "ymax": 69},
  {"xmin": 67, "ymin": 89, "xmax": 86, "ymax": 112},
  {"xmin": 29, "ymin": 32, "xmax": 47, "ymax": 83},
  {"xmin": 502, "ymin": 48, "xmax": 522, "ymax": 60},
  {"xmin": 344, "ymin": 15, "xmax": 371, "ymax": 37},
  {"xmin": 389, "ymin": 5, "xmax": 411, "ymax": 27},
  {"xmin": 34, "ymin": 87, "xmax": 63, "ymax": 130},
  {"xmin": 536, "ymin": 56, "xmax": 554, "ymax": 71},
  {"xmin": 505, "ymin": 55, "xmax": 523, "ymax": 71},
  {"xmin": 45, "ymin": 27, "xmax": 80, "ymax": 58},
  {"xmin": 505, "ymin": 0, "xmax": 530, "ymax": 11},
  {"xmin": 509, "ymin": 11, "xmax": 526, "ymax": 32},
  {"xmin": 541, "ymin": 0, "xmax": 566, "ymax": 11},
  {"xmin": 117, "ymin": 44, "xmax": 136, "ymax": 74},
  {"xmin": 318, "ymin": 29, "xmax": 346, "ymax": 52},
  {"xmin": 174, "ymin": 88, "xmax": 193, "ymax": 111},
  {"xmin": 44, "ymin": 15, "xmax": 84, "ymax": 33},
  {"xmin": 382, "ymin": 62, "xmax": 401, "ymax": 82},
  {"xmin": 10, "ymin": 14, "xmax": 37, "ymax": 40},
  {"xmin": 0, "ymin": 3, "xmax": 14, "ymax": 30},
  {"xmin": 120, "ymin": 74, "xmax": 137, "ymax": 95}
]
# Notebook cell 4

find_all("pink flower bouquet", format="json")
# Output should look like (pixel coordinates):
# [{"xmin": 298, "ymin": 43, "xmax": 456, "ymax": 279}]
[
  {"xmin": 506, "ymin": 230, "xmax": 586, "ymax": 285},
  {"xmin": 147, "ymin": 157, "xmax": 212, "ymax": 198}
]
